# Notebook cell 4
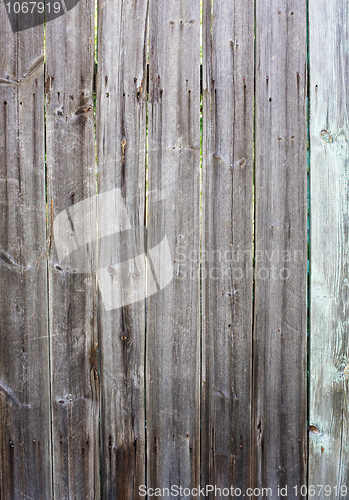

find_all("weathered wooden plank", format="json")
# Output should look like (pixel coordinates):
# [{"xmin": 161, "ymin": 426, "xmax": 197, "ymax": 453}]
[
  {"xmin": 45, "ymin": 2, "xmax": 99, "ymax": 498},
  {"xmin": 201, "ymin": 0, "xmax": 254, "ymax": 493},
  {"xmin": 146, "ymin": 0, "xmax": 201, "ymax": 492},
  {"xmin": 253, "ymin": 0, "xmax": 308, "ymax": 494},
  {"xmin": 309, "ymin": 1, "xmax": 349, "ymax": 496},
  {"xmin": 0, "ymin": 12, "xmax": 51, "ymax": 500},
  {"xmin": 96, "ymin": 0, "xmax": 148, "ymax": 497}
]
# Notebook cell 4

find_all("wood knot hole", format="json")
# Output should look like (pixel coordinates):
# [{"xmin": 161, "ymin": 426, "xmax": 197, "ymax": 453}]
[{"xmin": 320, "ymin": 129, "xmax": 333, "ymax": 143}]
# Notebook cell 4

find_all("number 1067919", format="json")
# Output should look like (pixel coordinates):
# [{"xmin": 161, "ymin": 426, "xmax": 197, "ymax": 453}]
[
  {"xmin": 294, "ymin": 484, "xmax": 347, "ymax": 497},
  {"xmin": 5, "ymin": 1, "xmax": 62, "ymax": 14}
]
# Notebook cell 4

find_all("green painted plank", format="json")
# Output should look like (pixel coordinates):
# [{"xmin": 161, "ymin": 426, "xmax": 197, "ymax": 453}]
[{"xmin": 309, "ymin": 1, "xmax": 349, "ymax": 497}]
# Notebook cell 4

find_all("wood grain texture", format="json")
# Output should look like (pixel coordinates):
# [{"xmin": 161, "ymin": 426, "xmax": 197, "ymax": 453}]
[
  {"xmin": 309, "ymin": 1, "xmax": 349, "ymax": 496},
  {"xmin": 201, "ymin": 0, "xmax": 254, "ymax": 493},
  {"xmin": 146, "ymin": 0, "xmax": 201, "ymax": 491},
  {"xmin": 96, "ymin": 0, "xmax": 148, "ymax": 497},
  {"xmin": 253, "ymin": 0, "xmax": 308, "ymax": 494},
  {"xmin": 0, "ymin": 12, "xmax": 51, "ymax": 500},
  {"xmin": 45, "ymin": 1, "xmax": 99, "ymax": 497}
]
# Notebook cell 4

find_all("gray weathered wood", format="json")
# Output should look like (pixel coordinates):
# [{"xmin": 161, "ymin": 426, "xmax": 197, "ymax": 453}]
[
  {"xmin": 253, "ymin": 0, "xmax": 308, "ymax": 494},
  {"xmin": 0, "ymin": 12, "xmax": 51, "ymax": 500},
  {"xmin": 146, "ymin": 0, "xmax": 201, "ymax": 491},
  {"xmin": 309, "ymin": 1, "xmax": 349, "ymax": 496},
  {"xmin": 96, "ymin": 0, "xmax": 148, "ymax": 496},
  {"xmin": 45, "ymin": 1, "xmax": 99, "ymax": 497},
  {"xmin": 201, "ymin": 0, "xmax": 254, "ymax": 493}
]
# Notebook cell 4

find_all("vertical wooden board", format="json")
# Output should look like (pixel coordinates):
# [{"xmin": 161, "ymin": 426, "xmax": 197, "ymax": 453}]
[
  {"xmin": 202, "ymin": 0, "xmax": 254, "ymax": 493},
  {"xmin": 0, "ymin": 12, "xmax": 51, "ymax": 500},
  {"xmin": 146, "ymin": 0, "xmax": 201, "ymax": 492},
  {"xmin": 45, "ymin": 1, "xmax": 99, "ymax": 498},
  {"xmin": 253, "ymin": 0, "xmax": 307, "ymax": 494},
  {"xmin": 309, "ymin": 1, "xmax": 349, "ymax": 496},
  {"xmin": 96, "ymin": 0, "xmax": 148, "ymax": 497}
]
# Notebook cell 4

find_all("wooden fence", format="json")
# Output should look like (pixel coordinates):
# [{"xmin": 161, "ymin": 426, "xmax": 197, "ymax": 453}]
[{"xmin": 0, "ymin": 0, "xmax": 348, "ymax": 498}]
